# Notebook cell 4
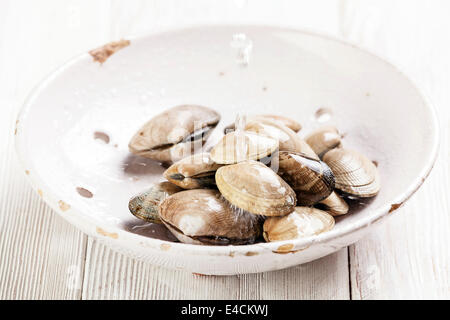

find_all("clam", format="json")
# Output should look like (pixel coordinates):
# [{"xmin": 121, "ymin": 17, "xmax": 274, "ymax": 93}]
[
  {"xmin": 318, "ymin": 192, "xmax": 349, "ymax": 216},
  {"xmin": 215, "ymin": 160, "xmax": 296, "ymax": 216},
  {"xmin": 263, "ymin": 207, "xmax": 335, "ymax": 242},
  {"xmin": 128, "ymin": 182, "xmax": 182, "ymax": 223},
  {"xmin": 277, "ymin": 151, "xmax": 335, "ymax": 206},
  {"xmin": 224, "ymin": 114, "xmax": 302, "ymax": 133},
  {"xmin": 305, "ymin": 125, "xmax": 342, "ymax": 158},
  {"xmin": 159, "ymin": 189, "xmax": 261, "ymax": 245},
  {"xmin": 323, "ymin": 148, "xmax": 380, "ymax": 198},
  {"xmin": 210, "ymin": 131, "xmax": 278, "ymax": 164},
  {"xmin": 163, "ymin": 153, "xmax": 222, "ymax": 189},
  {"xmin": 244, "ymin": 118, "xmax": 318, "ymax": 159},
  {"xmin": 129, "ymin": 105, "xmax": 220, "ymax": 163}
]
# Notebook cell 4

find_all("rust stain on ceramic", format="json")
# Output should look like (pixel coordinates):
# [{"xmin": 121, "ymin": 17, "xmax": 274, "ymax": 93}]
[
  {"xmin": 89, "ymin": 39, "xmax": 130, "ymax": 64},
  {"xmin": 25, "ymin": 170, "xmax": 30, "ymax": 175},
  {"xmin": 96, "ymin": 227, "xmax": 119, "ymax": 239},
  {"xmin": 37, "ymin": 189, "xmax": 43, "ymax": 197},
  {"xmin": 389, "ymin": 203, "xmax": 403, "ymax": 214},
  {"xmin": 192, "ymin": 273, "xmax": 209, "ymax": 277},
  {"xmin": 262, "ymin": 86, "xmax": 268, "ymax": 91},
  {"xmin": 273, "ymin": 243, "xmax": 311, "ymax": 254},
  {"xmin": 76, "ymin": 187, "xmax": 93, "ymax": 198},
  {"xmin": 93, "ymin": 131, "xmax": 110, "ymax": 144},
  {"xmin": 228, "ymin": 251, "xmax": 235, "ymax": 258},
  {"xmin": 160, "ymin": 243, "xmax": 171, "ymax": 251},
  {"xmin": 58, "ymin": 200, "xmax": 70, "ymax": 211},
  {"xmin": 245, "ymin": 251, "xmax": 259, "ymax": 256},
  {"xmin": 274, "ymin": 243, "xmax": 295, "ymax": 254},
  {"xmin": 219, "ymin": 71, "xmax": 225, "ymax": 76}
]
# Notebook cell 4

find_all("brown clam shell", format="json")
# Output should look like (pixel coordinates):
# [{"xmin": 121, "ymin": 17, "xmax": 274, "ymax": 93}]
[
  {"xmin": 159, "ymin": 189, "xmax": 260, "ymax": 245},
  {"xmin": 263, "ymin": 207, "xmax": 335, "ymax": 242},
  {"xmin": 128, "ymin": 105, "xmax": 220, "ymax": 163},
  {"xmin": 318, "ymin": 191, "xmax": 349, "ymax": 216},
  {"xmin": 305, "ymin": 125, "xmax": 342, "ymax": 158},
  {"xmin": 128, "ymin": 182, "xmax": 182, "ymax": 223},
  {"xmin": 210, "ymin": 131, "xmax": 278, "ymax": 164},
  {"xmin": 163, "ymin": 153, "xmax": 222, "ymax": 189},
  {"xmin": 215, "ymin": 160, "xmax": 296, "ymax": 216},
  {"xmin": 225, "ymin": 114, "xmax": 302, "ymax": 133},
  {"xmin": 245, "ymin": 119, "xmax": 318, "ymax": 159},
  {"xmin": 277, "ymin": 151, "xmax": 335, "ymax": 206},
  {"xmin": 323, "ymin": 148, "xmax": 380, "ymax": 198}
]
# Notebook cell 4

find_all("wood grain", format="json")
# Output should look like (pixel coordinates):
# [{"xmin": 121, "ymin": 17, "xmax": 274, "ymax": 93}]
[
  {"xmin": 341, "ymin": 0, "xmax": 450, "ymax": 299},
  {"xmin": 0, "ymin": 0, "xmax": 107, "ymax": 300},
  {"xmin": 82, "ymin": 239, "xmax": 349, "ymax": 300},
  {"xmin": 0, "ymin": 0, "xmax": 449, "ymax": 300}
]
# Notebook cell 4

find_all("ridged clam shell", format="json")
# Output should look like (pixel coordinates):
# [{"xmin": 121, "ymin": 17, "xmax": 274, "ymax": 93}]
[
  {"xmin": 277, "ymin": 151, "xmax": 335, "ymax": 206},
  {"xmin": 128, "ymin": 182, "xmax": 182, "ymax": 223},
  {"xmin": 318, "ymin": 191, "xmax": 349, "ymax": 216},
  {"xmin": 163, "ymin": 153, "xmax": 222, "ymax": 189},
  {"xmin": 263, "ymin": 207, "xmax": 335, "ymax": 242},
  {"xmin": 159, "ymin": 189, "xmax": 260, "ymax": 245},
  {"xmin": 224, "ymin": 114, "xmax": 302, "ymax": 133},
  {"xmin": 210, "ymin": 131, "xmax": 278, "ymax": 164},
  {"xmin": 323, "ymin": 148, "xmax": 380, "ymax": 197},
  {"xmin": 129, "ymin": 105, "xmax": 220, "ymax": 163},
  {"xmin": 215, "ymin": 160, "xmax": 296, "ymax": 216},
  {"xmin": 245, "ymin": 119, "xmax": 318, "ymax": 159},
  {"xmin": 305, "ymin": 125, "xmax": 342, "ymax": 158}
]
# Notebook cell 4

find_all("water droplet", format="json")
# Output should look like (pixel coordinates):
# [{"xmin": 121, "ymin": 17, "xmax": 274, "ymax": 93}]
[
  {"xmin": 234, "ymin": 112, "xmax": 248, "ymax": 162},
  {"xmin": 230, "ymin": 33, "xmax": 253, "ymax": 67},
  {"xmin": 234, "ymin": 112, "xmax": 247, "ymax": 132}
]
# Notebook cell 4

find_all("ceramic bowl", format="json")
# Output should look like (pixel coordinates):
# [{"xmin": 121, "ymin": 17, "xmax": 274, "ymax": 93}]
[{"xmin": 15, "ymin": 26, "xmax": 439, "ymax": 275}]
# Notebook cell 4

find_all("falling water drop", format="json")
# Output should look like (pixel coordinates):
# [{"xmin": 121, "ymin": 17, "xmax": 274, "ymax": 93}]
[
  {"xmin": 230, "ymin": 33, "xmax": 253, "ymax": 67},
  {"xmin": 234, "ymin": 112, "xmax": 248, "ymax": 162}
]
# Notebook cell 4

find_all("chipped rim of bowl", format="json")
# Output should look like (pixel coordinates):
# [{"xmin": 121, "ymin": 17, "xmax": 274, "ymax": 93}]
[{"xmin": 15, "ymin": 24, "xmax": 440, "ymax": 257}]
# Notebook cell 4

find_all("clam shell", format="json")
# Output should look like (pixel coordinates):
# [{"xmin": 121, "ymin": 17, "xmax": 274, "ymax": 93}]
[
  {"xmin": 210, "ymin": 131, "xmax": 278, "ymax": 164},
  {"xmin": 263, "ymin": 207, "xmax": 335, "ymax": 242},
  {"xmin": 318, "ymin": 191, "xmax": 349, "ymax": 216},
  {"xmin": 245, "ymin": 119, "xmax": 318, "ymax": 159},
  {"xmin": 277, "ymin": 151, "xmax": 335, "ymax": 206},
  {"xmin": 255, "ymin": 115, "xmax": 302, "ymax": 132},
  {"xmin": 225, "ymin": 114, "xmax": 302, "ymax": 133},
  {"xmin": 159, "ymin": 189, "xmax": 260, "ymax": 245},
  {"xmin": 305, "ymin": 125, "xmax": 342, "ymax": 158},
  {"xmin": 323, "ymin": 148, "xmax": 380, "ymax": 198},
  {"xmin": 163, "ymin": 153, "xmax": 222, "ymax": 189},
  {"xmin": 215, "ymin": 160, "xmax": 296, "ymax": 216},
  {"xmin": 128, "ymin": 182, "xmax": 182, "ymax": 223},
  {"xmin": 129, "ymin": 105, "xmax": 220, "ymax": 163}
]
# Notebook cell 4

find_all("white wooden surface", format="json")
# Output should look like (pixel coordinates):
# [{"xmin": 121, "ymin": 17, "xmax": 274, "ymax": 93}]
[{"xmin": 0, "ymin": 0, "xmax": 448, "ymax": 300}]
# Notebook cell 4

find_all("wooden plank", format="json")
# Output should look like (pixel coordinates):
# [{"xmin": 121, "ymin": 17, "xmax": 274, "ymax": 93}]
[
  {"xmin": 82, "ymin": 239, "xmax": 349, "ymax": 300},
  {"xmin": 0, "ymin": 0, "xmax": 111, "ymax": 300},
  {"xmin": 79, "ymin": 0, "xmax": 350, "ymax": 300},
  {"xmin": 341, "ymin": 0, "xmax": 450, "ymax": 299}
]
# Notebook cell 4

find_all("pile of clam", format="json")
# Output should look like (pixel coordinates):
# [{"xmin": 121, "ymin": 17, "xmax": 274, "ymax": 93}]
[{"xmin": 128, "ymin": 105, "xmax": 380, "ymax": 245}]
